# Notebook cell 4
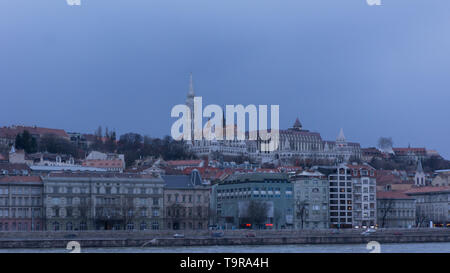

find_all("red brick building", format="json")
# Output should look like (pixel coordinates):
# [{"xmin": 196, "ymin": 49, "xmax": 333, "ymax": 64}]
[{"xmin": 0, "ymin": 176, "xmax": 44, "ymax": 231}]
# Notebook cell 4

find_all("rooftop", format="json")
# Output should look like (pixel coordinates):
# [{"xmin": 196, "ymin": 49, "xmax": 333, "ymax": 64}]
[{"xmin": 377, "ymin": 191, "xmax": 413, "ymax": 199}]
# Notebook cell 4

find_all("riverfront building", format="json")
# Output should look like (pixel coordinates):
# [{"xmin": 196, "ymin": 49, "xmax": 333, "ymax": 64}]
[
  {"xmin": 322, "ymin": 163, "xmax": 377, "ymax": 228},
  {"xmin": 162, "ymin": 170, "xmax": 211, "ymax": 230},
  {"xmin": 405, "ymin": 186, "xmax": 450, "ymax": 227},
  {"xmin": 42, "ymin": 172, "xmax": 165, "ymax": 231},
  {"xmin": 292, "ymin": 171, "xmax": 329, "ymax": 229},
  {"xmin": 0, "ymin": 176, "xmax": 44, "ymax": 231},
  {"xmin": 214, "ymin": 172, "xmax": 294, "ymax": 229},
  {"xmin": 377, "ymin": 191, "xmax": 416, "ymax": 228}
]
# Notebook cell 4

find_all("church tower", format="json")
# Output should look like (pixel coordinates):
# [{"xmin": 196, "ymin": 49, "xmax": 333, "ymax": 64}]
[
  {"xmin": 336, "ymin": 128, "xmax": 347, "ymax": 147},
  {"xmin": 185, "ymin": 73, "xmax": 195, "ymax": 142},
  {"xmin": 414, "ymin": 160, "xmax": 426, "ymax": 187}
]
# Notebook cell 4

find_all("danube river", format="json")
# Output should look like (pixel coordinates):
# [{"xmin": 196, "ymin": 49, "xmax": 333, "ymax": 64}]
[{"xmin": 0, "ymin": 242, "xmax": 449, "ymax": 253}]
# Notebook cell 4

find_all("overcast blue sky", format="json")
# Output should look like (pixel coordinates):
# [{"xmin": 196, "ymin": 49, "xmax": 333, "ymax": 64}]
[{"xmin": 1, "ymin": 0, "xmax": 449, "ymax": 158}]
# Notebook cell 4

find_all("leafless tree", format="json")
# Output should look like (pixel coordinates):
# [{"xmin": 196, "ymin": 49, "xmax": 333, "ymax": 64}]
[
  {"xmin": 379, "ymin": 199, "xmax": 395, "ymax": 228},
  {"xmin": 416, "ymin": 206, "xmax": 428, "ymax": 228},
  {"xmin": 295, "ymin": 200, "xmax": 308, "ymax": 229}
]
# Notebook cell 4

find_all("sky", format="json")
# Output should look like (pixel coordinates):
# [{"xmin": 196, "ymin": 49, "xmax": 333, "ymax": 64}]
[{"xmin": 1, "ymin": 0, "xmax": 449, "ymax": 158}]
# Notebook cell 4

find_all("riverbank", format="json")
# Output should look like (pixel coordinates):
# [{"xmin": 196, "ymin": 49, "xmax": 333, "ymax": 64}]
[{"xmin": 0, "ymin": 229, "xmax": 449, "ymax": 249}]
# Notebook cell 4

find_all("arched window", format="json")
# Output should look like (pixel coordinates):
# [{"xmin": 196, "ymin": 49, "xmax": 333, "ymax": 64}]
[{"xmin": 127, "ymin": 222, "xmax": 134, "ymax": 230}]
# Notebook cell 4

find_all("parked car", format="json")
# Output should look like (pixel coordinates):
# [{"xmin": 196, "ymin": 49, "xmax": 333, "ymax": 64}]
[
  {"xmin": 245, "ymin": 232, "xmax": 256, "ymax": 238},
  {"xmin": 173, "ymin": 233, "xmax": 185, "ymax": 238},
  {"xmin": 361, "ymin": 228, "xmax": 377, "ymax": 236},
  {"xmin": 211, "ymin": 231, "xmax": 224, "ymax": 238}
]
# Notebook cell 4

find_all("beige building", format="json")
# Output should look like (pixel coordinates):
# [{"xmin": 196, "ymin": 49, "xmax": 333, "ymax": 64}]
[
  {"xmin": 432, "ymin": 173, "xmax": 450, "ymax": 187},
  {"xmin": 377, "ymin": 191, "xmax": 416, "ymax": 228},
  {"xmin": 162, "ymin": 170, "xmax": 211, "ymax": 230},
  {"xmin": 405, "ymin": 186, "xmax": 450, "ymax": 227}
]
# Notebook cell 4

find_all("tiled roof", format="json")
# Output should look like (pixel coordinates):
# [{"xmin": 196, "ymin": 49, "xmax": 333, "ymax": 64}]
[
  {"xmin": 0, "ymin": 163, "xmax": 31, "ymax": 173},
  {"xmin": 405, "ymin": 186, "xmax": 450, "ymax": 195},
  {"xmin": 47, "ymin": 171, "xmax": 160, "ymax": 179},
  {"xmin": 0, "ymin": 126, "xmax": 69, "ymax": 139},
  {"xmin": 346, "ymin": 164, "xmax": 375, "ymax": 170},
  {"xmin": 377, "ymin": 191, "xmax": 413, "ymax": 199},
  {"xmin": 166, "ymin": 160, "xmax": 203, "ymax": 166},
  {"xmin": 0, "ymin": 176, "xmax": 42, "ymax": 183}
]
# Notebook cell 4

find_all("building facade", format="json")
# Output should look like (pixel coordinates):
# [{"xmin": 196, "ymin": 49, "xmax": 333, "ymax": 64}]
[
  {"xmin": 42, "ymin": 172, "xmax": 165, "ymax": 231},
  {"xmin": 214, "ymin": 173, "xmax": 294, "ymax": 229},
  {"xmin": 292, "ymin": 171, "xmax": 329, "ymax": 229},
  {"xmin": 377, "ymin": 191, "xmax": 416, "ymax": 228},
  {"xmin": 162, "ymin": 170, "xmax": 211, "ymax": 230},
  {"xmin": 405, "ymin": 186, "xmax": 450, "ymax": 227},
  {"xmin": 0, "ymin": 176, "xmax": 44, "ymax": 231},
  {"xmin": 324, "ymin": 164, "xmax": 377, "ymax": 228}
]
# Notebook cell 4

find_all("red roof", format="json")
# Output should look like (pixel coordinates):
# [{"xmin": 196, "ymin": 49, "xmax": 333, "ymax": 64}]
[
  {"xmin": 404, "ymin": 186, "xmax": 450, "ymax": 195},
  {"xmin": 166, "ymin": 160, "xmax": 203, "ymax": 166},
  {"xmin": 0, "ymin": 176, "xmax": 42, "ymax": 183},
  {"xmin": 0, "ymin": 126, "xmax": 69, "ymax": 139},
  {"xmin": 377, "ymin": 191, "xmax": 413, "ymax": 199}
]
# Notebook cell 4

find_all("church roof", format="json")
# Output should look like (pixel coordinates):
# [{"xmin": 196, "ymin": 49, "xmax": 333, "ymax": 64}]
[
  {"xmin": 416, "ymin": 160, "xmax": 424, "ymax": 173},
  {"xmin": 293, "ymin": 117, "xmax": 302, "ymax": 129}
]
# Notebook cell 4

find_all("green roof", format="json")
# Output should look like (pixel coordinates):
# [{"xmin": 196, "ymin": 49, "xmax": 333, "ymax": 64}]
[{"xmin": 222, "ymin": 172, "xmax": 289, "ymax": 184}]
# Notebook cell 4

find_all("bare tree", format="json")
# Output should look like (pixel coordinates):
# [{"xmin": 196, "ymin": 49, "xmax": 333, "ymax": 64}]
[
  {"xmin": 416, "ymin": 206, "xmax": 428, "ymax": 228},
  {"xmin": 295, "ymin": 200, "xmax": 308, "ymax": 229},
  {"xmin": 379, "ymin": 199, "xmax": 395, "ymax": 228}
]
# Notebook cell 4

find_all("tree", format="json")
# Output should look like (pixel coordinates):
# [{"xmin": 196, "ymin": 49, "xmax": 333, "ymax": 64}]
[
  {"xmin": 295, "ymin": 200, "xmax": 308, "ymax": 229},
  {"xmin": 379, "ymin": 199, "xmax": 395, "ymax": 228},
  {"xmin": 416, "ymin": 206, "xmax": 428, "ymax": 228},
  {"xmin": 38, "ymin": 134, "xmax": 78, "ymax": 157},
  {"xmin": 242, "ymin": 201, "xmax": 269, "ymax": 229},
  {"xmin": 15, "ymin": 130, "xmax": 37, "ymax": 153}
]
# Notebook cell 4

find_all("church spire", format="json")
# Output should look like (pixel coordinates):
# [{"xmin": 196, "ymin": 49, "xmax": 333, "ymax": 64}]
[
  {"xmin": 188, "ymin": 72, "xmax": 195, "ymax": 97},
  {"xmin": 337, "ymin": 128, "xmax": 346, "ymax": 143},
  {"xmin": 292, "ymin": 117, "xmax": 302, "ymax": 130},
  {"xmin": 416, "ymin": 159, "xmax": 424, "ymax": 174}
]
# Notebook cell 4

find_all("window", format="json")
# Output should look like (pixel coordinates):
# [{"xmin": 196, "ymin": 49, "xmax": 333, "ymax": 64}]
[
  {"xmin": 140, "ymin": 222, "xmax": 147, "ymax": 230},
  {"xmin": 53, "ymin": 222, "xmax": 60, "ymax": 231},
  {"xmin": 152, "ymin": 222, "xmax": 159, "ymax": 230},
  {"xmin": 127, "ymin": 223, "xmax": 134, "ymax": 230},
  {"xmin": 66, "ymin": 222, "xmax": 73, "ymax": 231}
]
